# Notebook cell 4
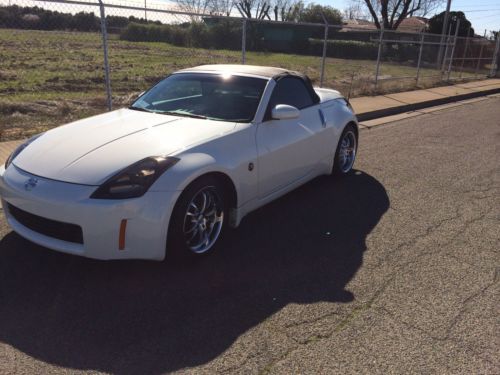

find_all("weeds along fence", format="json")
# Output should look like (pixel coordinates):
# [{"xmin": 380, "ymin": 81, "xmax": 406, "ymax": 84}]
[{"xmin": 0, "ymin": 0, "xmax": 499, "ymax": 140}]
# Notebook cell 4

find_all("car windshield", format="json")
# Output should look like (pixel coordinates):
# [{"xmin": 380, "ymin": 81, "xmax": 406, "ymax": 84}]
[{"xmin": 130, "ymin": 73, "xmax": 268, "ymax": 122}]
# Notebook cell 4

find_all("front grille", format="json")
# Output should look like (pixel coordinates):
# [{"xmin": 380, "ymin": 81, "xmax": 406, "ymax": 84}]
[{"xmin": 7, "ymin": 203, "xmax": 84, "ymax": 244}]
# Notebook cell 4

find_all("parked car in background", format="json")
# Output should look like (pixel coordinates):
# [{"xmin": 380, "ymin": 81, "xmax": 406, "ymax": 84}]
[{"xmin": 0, "ymin": 64, "xmax": 358, "ymax": 260}]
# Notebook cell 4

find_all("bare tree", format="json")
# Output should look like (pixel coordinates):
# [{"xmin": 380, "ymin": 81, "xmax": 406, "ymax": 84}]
[
  {"xmin": 175, "ymin": 0, "xmax": 212, "ymax": 16},
  {"xmin": 211, "ymin": 0, "xmax": 236, "ymax": 16},
  {"xmin": 235, "ymin": 0, "xmax": 272, "ymax": 19},
  {"xmin": 272, "ymin": 0, "xmax": 303, "ymax": 21},
  {"xmin": 417, "ymin": 0, "xmax": 444, "ymax": 17},
  {"xmin": 343, "ymin": 1, "xmax": 365, "ymax": 20},
  {"xmin": 235, "ymin": 0, "xmax": 302, "ymax": 20},
  {"xmin": 361, "ymin": 0, "xmax": 444, "ymax": 30}
]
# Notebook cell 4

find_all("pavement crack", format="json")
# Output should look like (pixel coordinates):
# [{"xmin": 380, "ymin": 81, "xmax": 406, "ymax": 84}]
[
  {"xmin": 371, "ymin": 207, "xmax": 462, "ymax": 269},
  {"xmin": 379, "ymin": 294, "xmax": 498, "ymax": 368},
  {"xmin": 441, "ymin": 274, "xmax": 497, "ymax": 341},
  {"xmin": 283, "ymin": 310, "xmax": 341, "ymax": 330}
]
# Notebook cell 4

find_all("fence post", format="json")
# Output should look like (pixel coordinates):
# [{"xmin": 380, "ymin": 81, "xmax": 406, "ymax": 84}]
[
  {"xmin": 319, "ymin": 22, "xmax": 328, "ymax": 87},
  {"xmin": 440, "ymin": 23, "xmax": 452, "ymax": 74},
  {"xmin": 241, "ymin": 18, "xmax": 247, "ymax": 65},
  {"xmin": 489, "ymin": 31, "xmax": 500, "ymax": 77},
  {"xmin": 98, "ymin": 0, "xmax": 112, "ymax": 111},
  {"xmin": 459, "ymin": 26, "xmax": 471, "ymax": 78},
  {"xmin": 446, "ymin": 18, "xmax": 460, "ymax": 81},
  {"xmin": 474, "ymin": 44, "xmax": 484, "ymax": 78},
  {"xmin": 374, "ymin": 27, "xmax": 384, "ymax": 91},
  {"xmin": 415, "ymin": 33, "xmax": 425, "ymax": 85}
]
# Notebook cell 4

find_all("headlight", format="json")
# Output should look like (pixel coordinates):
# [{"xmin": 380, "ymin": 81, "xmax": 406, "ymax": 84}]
[
  {"xmin": 5, "ymin": 134, "xmax": 42, "ymax": 169},
  {"xmin": 90, "ymin": 156, "xmax": 179, "ymax": 199}
]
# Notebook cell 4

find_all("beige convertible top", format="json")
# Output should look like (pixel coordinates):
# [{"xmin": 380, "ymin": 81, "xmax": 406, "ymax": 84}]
[{"xmin": 176, "ymin": 64, "xmax": 301, "ymax": 79}]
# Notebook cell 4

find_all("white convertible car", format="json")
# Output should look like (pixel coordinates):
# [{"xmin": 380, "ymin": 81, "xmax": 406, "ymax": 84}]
[{"xmin": 0, "ymin": 65, "xmax": 358, "ymax": 260}]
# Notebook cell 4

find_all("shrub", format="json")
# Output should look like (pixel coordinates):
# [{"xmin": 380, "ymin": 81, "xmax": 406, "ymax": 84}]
[
  {"xmin": 120, "ymin": 21, "xmax": 242, "ymax": 50},
  {"xmin": 187, "ymin": 22, "xmax": 210, "ymax": 48},
  {"xmin": 120, "ymin": 22, "xmax": 173, "ymax": 43},
  {"xmin": 309, "ymin": 39, "xmax": 379, "ymax": 60},
  {"xmin": 208, "ymin": 20, "xmax": 242, "ymax": 50}
]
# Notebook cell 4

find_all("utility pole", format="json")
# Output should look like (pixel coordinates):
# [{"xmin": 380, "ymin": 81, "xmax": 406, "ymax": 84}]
[
  {"xmin": 438, "ymin": 0, "xmax": 452, "ymax": 65},
  {"xmin": 145, "ymin": 0, "xmax": 147, "ymax": 21}
]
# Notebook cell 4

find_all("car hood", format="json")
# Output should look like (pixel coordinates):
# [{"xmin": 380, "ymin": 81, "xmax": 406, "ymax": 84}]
[{"xmin": 13, "ymin": 108, "xmax": 236, "ymax": 185}]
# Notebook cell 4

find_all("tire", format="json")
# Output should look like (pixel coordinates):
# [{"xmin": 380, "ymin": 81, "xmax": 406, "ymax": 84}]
[
  {"xmin": 332, "ymin": 124, "xmax": 358, "ymax": 177},
  {"xmin": 167, "ymin": 176, "xmax": 227, "ymax": 259}
]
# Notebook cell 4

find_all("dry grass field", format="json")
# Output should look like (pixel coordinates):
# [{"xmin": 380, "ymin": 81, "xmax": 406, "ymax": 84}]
[{"xmin": 0, "ymin": 28, "xmax": 480, "ymax": 141}]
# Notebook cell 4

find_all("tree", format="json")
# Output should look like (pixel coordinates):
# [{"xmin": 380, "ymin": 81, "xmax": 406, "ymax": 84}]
[
  {"xmin": 211, "ymin": 0, "xmax": 236, "ymax": 16},
  {"xmin": 428, "ymin": 11, "xmax": 474, "ymax": 37},
  {"xmin": 235, "ymin": 0, "xmax": 303, "ymax": 21},
  {"xmin": 417, "ymin": 0, "xmax": 444, "ymax": 17},
  {"xmin": 298, "ymin": 3, "xmax": 342, "ymax": 25},
  {"xmin": 343, "ymin": 1, "xmax": 365, "ymax": 20},
  {"xmin": 235, "ymin": 0, "xmax": 271, "ymax": 19},
  {"xmin": 272, "ymin": 0, "xmax": 303, "ymax": 21},
  {"xmin": 174, "ymin": 0, "xmax": 212, "ymax": 16},
  {"xmin": 361, "ymin": 0, "xmax": 444, "ymax": 30}
]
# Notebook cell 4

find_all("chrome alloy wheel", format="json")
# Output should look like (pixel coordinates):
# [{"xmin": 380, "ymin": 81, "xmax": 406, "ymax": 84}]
[
  {"xmin": 338, "ymin": 130, "xmax": 357, "ymax": 173},
  {"xmin": 183, "ymin": 186, "xmax": 224, "ymax": 254}
]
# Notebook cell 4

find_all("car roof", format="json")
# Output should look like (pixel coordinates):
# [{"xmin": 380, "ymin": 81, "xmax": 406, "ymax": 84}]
[
  {"xmin": 175, "ymin": 64, "xmax": 320, "ymax": 104},
  {"xmin": 176, "ymin": 64, "xmax": 301, "ymax": 79}
]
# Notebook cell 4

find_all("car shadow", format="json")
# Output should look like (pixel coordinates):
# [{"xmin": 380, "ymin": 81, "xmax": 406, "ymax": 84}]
[{"xmin": 0, "ymin": 170, "xmax": 389, "ymax": 374}]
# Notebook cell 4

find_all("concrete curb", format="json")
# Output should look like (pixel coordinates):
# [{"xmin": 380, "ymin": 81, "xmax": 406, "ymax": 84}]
[{"xmin": 356, "ymin": 87, "xmax": 500, "ymax": 122}]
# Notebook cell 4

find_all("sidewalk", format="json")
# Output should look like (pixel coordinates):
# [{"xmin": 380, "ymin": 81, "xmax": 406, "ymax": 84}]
[
  {"xmin": 351, "ymin": 78, "xmax": 500, "ymax": 121},
  {"xmin": 1, "ymin": 78, "xmax": 500, "ymax": 161}
]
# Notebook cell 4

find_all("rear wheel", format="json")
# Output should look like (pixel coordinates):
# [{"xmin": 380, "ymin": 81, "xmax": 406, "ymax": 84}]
[
  {"xmin": 168, "ymin": 176, "xmax": 227, "ymax": 258},
  {"xmin": 332, "ymin": 124, "xmax": 358, "ymax": 177}
]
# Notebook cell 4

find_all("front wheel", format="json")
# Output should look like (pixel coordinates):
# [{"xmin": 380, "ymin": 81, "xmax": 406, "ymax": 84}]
[
  {"xmin": 332, "ymin": 124, "xmax": 358, "ymax": 177},
  {"xmin": 168, "ymin": 176, "xmax": 227, "ymax": 259}
]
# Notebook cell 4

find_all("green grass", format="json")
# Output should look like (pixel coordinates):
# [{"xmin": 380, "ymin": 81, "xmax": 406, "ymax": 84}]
[{"xmin": 0, "ymin": 28, "xmax": 481, "ymax": 141}]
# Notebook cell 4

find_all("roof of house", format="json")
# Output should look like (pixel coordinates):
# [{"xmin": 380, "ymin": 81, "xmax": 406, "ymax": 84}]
[
  {"xmin": 342, "ymin": 18, "xmax": 377, "ymax": 31},
  {"xmin": 398, "ymin": 17, "xmax": 428, "ymax": 33},
  {"xmin": 341, "ymin": 17, "xmax": 429, "ymax": 33}
]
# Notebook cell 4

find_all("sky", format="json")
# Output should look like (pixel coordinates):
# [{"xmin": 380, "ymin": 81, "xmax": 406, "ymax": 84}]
[
  {"xmin": 438, "ymin": 0, "xmax": 500, "ymax": 34},
  {"xmin": 2, "ymin": 0, "xmax": 499, "ymax": 35},
  {"xmin": 302, "ymin": 0, "xmax": 500, "ymax": 35},
  {"xmin": 154, "ymin": 0, "xmax": 500, "ymax": 35}
]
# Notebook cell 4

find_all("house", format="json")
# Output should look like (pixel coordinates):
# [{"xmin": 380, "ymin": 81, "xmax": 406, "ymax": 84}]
[
  {"xmin": 398, "ymin": 17, "xmax": 429, "ymax": 33},
  {"xmin": 341, "ymin": 18, "xmax": 377, "ymax": 31},
  {"xmin": 341, "ymin": 17, "xmax": 429, "ymax": 34}
]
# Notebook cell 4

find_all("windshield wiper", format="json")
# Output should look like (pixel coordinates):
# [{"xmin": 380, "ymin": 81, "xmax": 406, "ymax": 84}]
[
  {"xmin": 161, "ymin": 110, "xmax": 207, "ymax": 119},
  {"xmin": 129, "ymin": 106, "xmax": 154, "ymax": 113}
]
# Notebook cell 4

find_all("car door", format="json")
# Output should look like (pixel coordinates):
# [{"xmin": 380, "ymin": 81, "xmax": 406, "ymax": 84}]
[{"xmin": 256, "ymin": 77, "xmax": 327, "ymax": 199}]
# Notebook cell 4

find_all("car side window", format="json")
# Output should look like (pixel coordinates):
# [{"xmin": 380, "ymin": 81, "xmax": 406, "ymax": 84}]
[{"xmin": 266, "ymin": 77, "xmax": 315, "ymax": 117}]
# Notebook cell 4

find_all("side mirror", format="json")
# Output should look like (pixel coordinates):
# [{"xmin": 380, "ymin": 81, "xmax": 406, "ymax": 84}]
[{"xmin": 271, "ymin": 104, "xmax": 300, "ymax": 120}]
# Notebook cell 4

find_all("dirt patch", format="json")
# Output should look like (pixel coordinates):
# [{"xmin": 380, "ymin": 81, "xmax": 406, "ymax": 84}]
[
  {"xmin": 0, "ymin": 93, "xmax": 138, "ymax": 141},
  {"xmin": 0, "ymin": 99, "xmax": 85, "ymax": 140},
  {"xmin": 0, "ymin": 71, "xmax": 17, "ymax": 81}
]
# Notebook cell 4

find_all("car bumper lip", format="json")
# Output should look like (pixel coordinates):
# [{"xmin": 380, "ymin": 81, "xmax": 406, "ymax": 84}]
[{"xmin": 0, "ymin": 165, "xmax": 180, "ymax": 260}]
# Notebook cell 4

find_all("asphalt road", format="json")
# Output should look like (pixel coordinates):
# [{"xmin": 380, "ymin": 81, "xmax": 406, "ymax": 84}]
[{"xmin": 0, "ymin": 97, "xmax": 499, "ymax": 374}]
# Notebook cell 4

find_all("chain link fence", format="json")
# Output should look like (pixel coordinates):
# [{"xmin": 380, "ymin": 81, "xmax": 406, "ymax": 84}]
[{"xmin": 1, "ymin": 0, "xmax": 499, "ymax": 141}]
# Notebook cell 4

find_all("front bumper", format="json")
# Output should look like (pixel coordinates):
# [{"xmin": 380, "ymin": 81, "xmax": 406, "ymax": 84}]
[{"xmin": 0, "ymin": 164, "xmax": 180, "ymax": 260}]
